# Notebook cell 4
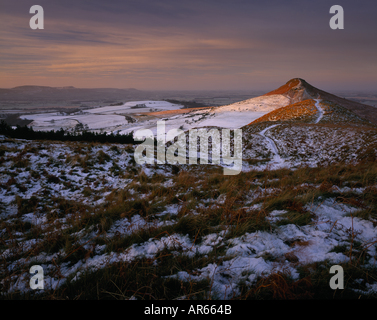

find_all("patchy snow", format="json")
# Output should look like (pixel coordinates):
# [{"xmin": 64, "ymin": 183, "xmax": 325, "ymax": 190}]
[
  {"xmin": 196, "ymin": 111, "xmax": 268, "ymax": 129},
  {"xmin": 257, "ymin": 124, "xmax": 287, "ymax": 169},
  {"xmin": 19, "ymin": 101, "xmax": 184, "ymax": 133},
  {"xmin": 85, "ymin": 101, "xmax": 183, "ymax": 115},
  {"xmin": 106, "ymin": 214, "xmax": 175, "ymax": 238},
  {"xmin": 21, "ymin": 113, "xmax": 129, "ymax": 131},
  {"xmin": 175, "ymin": 94, "xmax": 290, "ymax": 130},
  {"xmin": 218, "ymin": 94, "xmax": 290, "ymax": 113},
  {"xmin": 2, "ymin": 92, "xmax": 377, "ymax": 299},
  {"xmin": 19, "ymin": 95, "xmax": 290, "ymax": 134}
]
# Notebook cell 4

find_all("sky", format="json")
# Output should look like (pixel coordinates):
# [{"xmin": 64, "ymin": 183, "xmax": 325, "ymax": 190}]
[{"xmin": 1, "ymin": 0, "xmax": 376, "ymax": 91}]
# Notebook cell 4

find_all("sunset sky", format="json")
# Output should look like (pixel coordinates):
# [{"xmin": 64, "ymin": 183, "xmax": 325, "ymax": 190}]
[{"xmin": 1, "ymin": 0, "xmax": 376, "ymax": 91}]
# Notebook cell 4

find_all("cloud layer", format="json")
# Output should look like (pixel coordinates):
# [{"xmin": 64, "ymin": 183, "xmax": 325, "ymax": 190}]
[{"xmin": 1, "ymin": 0, "xmax": 376, "ymax": 90}]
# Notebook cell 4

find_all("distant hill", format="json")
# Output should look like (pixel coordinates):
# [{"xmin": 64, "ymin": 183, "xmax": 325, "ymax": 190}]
[{"xmin": 0, "ymin": 85, "xmax": 143, "ymax": 102}]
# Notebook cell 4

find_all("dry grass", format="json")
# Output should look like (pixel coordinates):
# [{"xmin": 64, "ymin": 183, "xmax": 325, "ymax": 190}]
[
  {"xmin": 2, "ymin": 136, "xmax": 377, "ymax": 300},
  {"xmin": 263, "ymin": 78, "xmax": 301, "ymax": 96},
  {"xmin": 248, "ymin": 99, "xmax": 317, "ymax": 125},
  {"xmin": 140, "ymin": 106, "xmax": 213, "ymax": 117}
]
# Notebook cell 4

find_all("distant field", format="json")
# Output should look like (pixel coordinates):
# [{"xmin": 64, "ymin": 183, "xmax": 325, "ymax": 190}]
[{"xmin": 140, "ymin": 106, "xmax": 213, "ymax": 117}]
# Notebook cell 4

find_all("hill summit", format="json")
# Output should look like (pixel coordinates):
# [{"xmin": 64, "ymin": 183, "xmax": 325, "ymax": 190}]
[{"xmin": 262, "ymin": 78, "xmax": 377, "ymax": 124}]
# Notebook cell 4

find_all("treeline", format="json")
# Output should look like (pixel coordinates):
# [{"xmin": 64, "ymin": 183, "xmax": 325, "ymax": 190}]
[{"xmin": 0, "ymin": 120, "xmax": 140, "ymax": 144}]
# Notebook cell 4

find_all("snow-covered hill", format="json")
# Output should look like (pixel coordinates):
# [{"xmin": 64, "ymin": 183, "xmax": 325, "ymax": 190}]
[{"xmin": 18, "ymin": 78, "xmax": 377, "ymax": 135}]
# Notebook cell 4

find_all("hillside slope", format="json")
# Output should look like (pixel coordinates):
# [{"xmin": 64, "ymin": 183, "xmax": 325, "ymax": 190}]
[
  {"xmin": 264, "ymin": 78, "xmax": 377, "ymax": 125},
  {"xmin": 240, "ymin": 80, "xmax": 377, "ymax": 170},
  {"xmin": 177, "ymin": 78, "xmax": 377, "ymax": 130}
]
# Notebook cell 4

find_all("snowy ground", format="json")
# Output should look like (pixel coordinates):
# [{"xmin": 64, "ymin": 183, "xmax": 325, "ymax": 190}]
[
  {"xmin": 19, "ymin": 101, "xmax": 184, "ymax": 133},
  {"xmin": 1, "ymin": 137, "xmax": 377, "ymax": 299},
  {"xmin": 3, "ymin": 93, "xmax": 377, "ymax": 299},
  {"xmin": 258, "ymin": 124, "xmax": 284, "ymax": 166},
  {"xmin": 19, "ymin": 95, "xmax": 291, "ymax": 135}
]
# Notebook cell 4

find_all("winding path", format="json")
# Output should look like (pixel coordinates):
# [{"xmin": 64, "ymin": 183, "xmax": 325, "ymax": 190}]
[
  {"xmin": 257, "ymin": 98, "xmax": 324, "ymax": 165},
  {"xmin": 258, "ymin": 124, "xmax": 283, "ymax": 164},
  {"xmin": 314, "ymin": 99, "xmax": 324, "ymax": 124}
]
